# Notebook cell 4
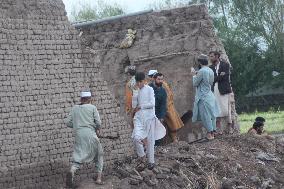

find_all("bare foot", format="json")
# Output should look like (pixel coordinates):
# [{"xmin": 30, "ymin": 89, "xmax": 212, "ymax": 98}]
[
  {"xmin": 95, "ymin": 172, "xmax": 103, "ymax": 185},
  {"xmin": 206, "ymin": 133, "xmax": 214, "ymax": 140},
  {"xmin": 172, "ymin": 139, "xmax": 178, "ymax": 143}
]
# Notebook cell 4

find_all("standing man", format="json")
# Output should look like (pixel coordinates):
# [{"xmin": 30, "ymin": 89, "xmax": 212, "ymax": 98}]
[
  {"xmin": 149, "ymin": 73, "xmax": 167, "ymax": 145},
  {"xmin": 125, "ymin": 66, "xmax": 138, "ymax": 128},
  {"xmin": 132, "ymin": 72, "xmax": 166, "ymax": 170},
  {"xmin": 192, "ymin": 54, "xmax": 220, "ymax": 140},
  {"xmin": 149, "ymin": 73, "xmax": 167, "ymax": 123},
  {"xmin": 209, "ymin": 51, "xmax": 232, "ymax": 134},
  {"xmin": 66, "ymin": 91, "xmax": 104, "ymax": 187},
  {"xmin": 148, "ymin": 70, "xmax": 184, "ymax": 143},
  {"xmin": 162, "ymin": 81, "xmax": 184, "ymax": 143}
]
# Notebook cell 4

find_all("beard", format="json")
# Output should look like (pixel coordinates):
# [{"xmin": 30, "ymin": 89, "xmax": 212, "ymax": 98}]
[{"xmin": 155, "ymin": 82, "xmax": 163, "ymax": 87}]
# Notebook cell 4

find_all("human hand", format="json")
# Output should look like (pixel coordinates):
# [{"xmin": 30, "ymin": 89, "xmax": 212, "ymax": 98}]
[
  {"xmin": 190, "ymin": 67, "xmax": 197, "ymax": 76},
  {"xmin": 134, "ymin": 107, "xmax": 141, "ymax": 113},
  {"xmin": 220, "ymin": 72, "xmax": 225, "ymax": 76},
  {"xmin": 96, "ymin": 129, "xmax": 101, "ymax": 137}
]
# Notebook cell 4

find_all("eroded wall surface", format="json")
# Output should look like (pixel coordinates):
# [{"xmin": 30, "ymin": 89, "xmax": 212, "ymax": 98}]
[{"xmin": 0, "ymin": 0, "xmax": 132, "ymax": 188}]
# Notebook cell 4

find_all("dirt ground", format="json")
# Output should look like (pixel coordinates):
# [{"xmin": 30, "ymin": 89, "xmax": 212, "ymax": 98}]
[{"xmin": 73, "ymin": 134, "xmax": 284, "ymax": 189}]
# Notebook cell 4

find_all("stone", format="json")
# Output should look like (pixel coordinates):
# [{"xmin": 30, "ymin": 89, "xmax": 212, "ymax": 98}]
[
  {"xmin": 205, "ymin": 154, "xmax": 218, "ymax": 159},
  {"xmin": 129, "ymin": 178, "xmax": 141, "ymax": 185},
  {"xmin": 116, "ymin": 167, "xmax": 131, "ymax": 178},
  {"xmin": 250, "ymin": 175, "xmax": 261, "ymax": 185},
  {"xmin": 156, "ymin": 173, "xmax": 169, "ymax": 179},
  {"xmin": 255, "ymin": 152, "xmax": 280, "ymax": 162}
]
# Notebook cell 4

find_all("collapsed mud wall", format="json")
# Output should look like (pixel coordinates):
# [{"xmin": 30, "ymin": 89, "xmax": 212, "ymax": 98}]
[
  {"xmin": 0, "ymin": 0, "xmax": 132, "ymax": 188},
  {"xmin": 74, "ymin": 5, "xmax": 231, "ymax": 143},
  {"xmin": 75, "ymin": 5, "xmax": 229, "ymax": 120}
]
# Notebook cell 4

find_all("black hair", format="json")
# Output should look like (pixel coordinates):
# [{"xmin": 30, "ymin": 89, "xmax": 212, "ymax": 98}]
[
  {"xmin": 128, "ymin": 69, "xmax": 136, "ymax": 76},
  {"xmin": 255, "ymin": 117, "xmax": 265, "ymax": 123},
  {"xmin": 135, "ymin": 72, "xmax": 145, "ymax": 82},
  {"xmin": 252, "ymin": 121, "xmax": 264, "ymax": 134},
  {"xmin": 153, "ymin": 73, "xmax": 163, "ymax": 79},
  {"xmin": 209, "ymin": 51, "xmax": 221, "ymax": 58},
  {"xmin": 80, "ymin": 97, "xmax": 91, "ymax": 105},
  {"xmin": 252, "ymin": 121, "xmax": 264, "ymax": 129},
  {"xmin": 198, "ymin": 58, "xmax": 208, "ymax": 65}
]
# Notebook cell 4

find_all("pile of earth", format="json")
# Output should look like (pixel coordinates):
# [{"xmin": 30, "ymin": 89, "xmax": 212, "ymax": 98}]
[{"xmin": 73, "ymin": 134, "xmax": 284, "ymax": 189}]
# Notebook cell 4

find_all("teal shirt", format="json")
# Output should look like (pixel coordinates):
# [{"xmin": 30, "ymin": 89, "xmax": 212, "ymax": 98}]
[
  {"xmin": 192, "ymin": 66, "xmax": 220, "ymax": 122},
  {"xmin": 66, "ymin": 103, "xmax": 103, "ymax": 169},
  {"xmin": 66, "ymin": 104, "xmax": 101, "ymax": 131}
]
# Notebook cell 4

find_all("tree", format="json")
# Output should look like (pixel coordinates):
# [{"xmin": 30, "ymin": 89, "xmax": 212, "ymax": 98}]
[
  {"xmin": 149, "ymin": 0, "xmax": 284, "ymax": 110},
  {"xmin": 71, "ymin": 0, "xmax": 125, "ymax": 22}
]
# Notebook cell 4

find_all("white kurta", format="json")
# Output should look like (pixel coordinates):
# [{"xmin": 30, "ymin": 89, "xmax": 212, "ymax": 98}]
[{"xmin": 132, "ymin": 85, "xmax": 166, "ymax": 163}]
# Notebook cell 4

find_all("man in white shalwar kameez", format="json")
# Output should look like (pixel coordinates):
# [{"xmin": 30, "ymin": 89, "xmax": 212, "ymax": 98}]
[
  {"xmin": 132, "ymin": 72, "xmax": 166, "ymax": 170},
  {"xmin": 66, "ymin": 91, "xmax": 104, "ymax": 187}
]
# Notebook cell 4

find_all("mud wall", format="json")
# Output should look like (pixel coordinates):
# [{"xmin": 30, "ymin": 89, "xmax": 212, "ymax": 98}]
[
  {"xmin": 75, "ymin": 5, "xmax": 229, "ymax": 119},
  {"xmin": 0, "ymin": 0, "xmax": 132, "ymax": 188}
]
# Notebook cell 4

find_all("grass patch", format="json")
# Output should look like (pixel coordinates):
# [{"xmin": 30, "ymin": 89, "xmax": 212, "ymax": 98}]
[{"xmin": 239, "ymin": 110, "xmax": 284, "ymax": 134}]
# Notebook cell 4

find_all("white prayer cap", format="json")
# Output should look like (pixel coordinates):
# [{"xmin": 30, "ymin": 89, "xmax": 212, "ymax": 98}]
[
  {"xmin": 80, "ymin": 91, "xmax": 91, "ymax": 97},
  {"xmin": 148, "ymin": 70, "xmax": 158, "ymax": 76},
  {"xmin": 272, "ymin": 71, "xmax": 280, "ymax": 77}
]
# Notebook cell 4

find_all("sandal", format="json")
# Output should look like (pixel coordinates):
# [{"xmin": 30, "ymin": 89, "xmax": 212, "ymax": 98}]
[
  {"xmin": 136, "ymin": 161, "xmax": 146, "ymax": 171},
  {"xmin": 95, "ymin": 180, "xmax": 104, "ymax": 185}
]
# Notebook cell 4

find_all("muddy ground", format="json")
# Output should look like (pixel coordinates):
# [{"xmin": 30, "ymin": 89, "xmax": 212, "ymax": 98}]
[{"xmin": 72, "ymin": 135, "xmax": 284, "ymax": 189}]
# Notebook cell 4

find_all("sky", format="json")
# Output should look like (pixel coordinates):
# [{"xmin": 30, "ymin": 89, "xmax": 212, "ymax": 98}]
[{"xmin": 62, "ymin": 0, "xmax": 155, "ymax": 19}]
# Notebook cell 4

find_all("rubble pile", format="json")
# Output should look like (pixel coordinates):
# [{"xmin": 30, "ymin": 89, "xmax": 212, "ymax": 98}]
[{"xmin": 76, "ymin": 135, "xmax": 284, "ymax": 189}]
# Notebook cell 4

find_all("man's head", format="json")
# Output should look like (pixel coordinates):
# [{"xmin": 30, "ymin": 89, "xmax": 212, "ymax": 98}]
[
  {"xmin": 135, "ymin": 72, "xmax": 146, "ymax": 89},
  {"xmin": 80, "ymin": 91, "xmax": 92, "ymax": 104},
  {"xmin": 209, "ymin": 51, "xmax": 221, "ymax": 65},
  {"xmin": 255, "ymin": 117, "xmax": 265, "ymax": 123},
  {"xmin": 148, "ymin": 70, "xmax": 158, "ymax": 82},
  {"xmin": 253, "ymin": 121, "xmax": 264, "ymax": 134},
  {"xmin": 153, "ymin": 73, "xmax": 164, "ymax": 87},
  {"xmin": 125, "ymin": 66, "xmax": 136, "ymax": 76},
  {"xmin": 197, "ymin": 54, "xmax": 209, "ymax": 67}
]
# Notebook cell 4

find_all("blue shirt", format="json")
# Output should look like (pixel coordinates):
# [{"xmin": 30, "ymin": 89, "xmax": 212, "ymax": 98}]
[{"xmin": 149, "ymin": 83, "xmax": 167, "ymax": 119}]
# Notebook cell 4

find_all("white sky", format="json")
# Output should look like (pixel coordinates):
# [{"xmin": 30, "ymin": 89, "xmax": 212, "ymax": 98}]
[{"xmin": 62, "ymin": 0, "xmax": 155, "ymax": 18}]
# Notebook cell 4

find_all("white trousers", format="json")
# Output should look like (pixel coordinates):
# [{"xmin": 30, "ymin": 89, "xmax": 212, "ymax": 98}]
[{"xmin": 132, "ymin": 118, "xmax": 155, "ymax": 164}]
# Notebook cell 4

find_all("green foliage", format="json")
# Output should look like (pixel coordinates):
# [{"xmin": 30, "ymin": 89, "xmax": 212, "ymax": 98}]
[
  {"xmin": 150, "ymin": 1, "xmax": 283, "ymax": 110},
  {"xmin": 71, "ymin": 0, "xmax": 125, "ymax": 22},
  {"xmin": 213, "ymin": 0, "xmax": 283, "ymax": 109}
]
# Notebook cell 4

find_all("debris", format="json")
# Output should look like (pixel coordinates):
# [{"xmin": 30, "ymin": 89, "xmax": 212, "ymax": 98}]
[
  {"xmin": 77, "ymin": 135, "xmax": 284, "ymax": 189},
  {"xmin": 205, "ymin": 154, "xmax": 218, "ymax": 159},
  {"xmin": 119, "ymin": 29, "xmax": 136, "ymax": 49},
  {"xmin": 255, "ymin": 152, "xmax": 280, "ymax": 162}
]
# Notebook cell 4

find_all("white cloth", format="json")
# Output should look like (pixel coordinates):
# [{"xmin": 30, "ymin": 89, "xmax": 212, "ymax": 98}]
[
  {"xmin": 80, "ymin": 91, "xmax": 91, "ymax": 97},
  {"xmin": 148, "ymin": 70, "xmax": 158, "ymax": 76},
  {"xmin": 214, "ymin": 83, "xmax": 230, "ymax": 117},
  {"xmin": 215, "ymin": 62, "xmax": 220, "ymax": 73},
  {"xmin": 132, "ymin": 85, "xmax": 166, "ymax": 163}
]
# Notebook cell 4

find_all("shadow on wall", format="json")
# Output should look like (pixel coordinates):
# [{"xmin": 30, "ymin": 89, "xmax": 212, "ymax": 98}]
[{"xmin": 178, "ymin": 110, "xmax": 206, "ymax": 142}]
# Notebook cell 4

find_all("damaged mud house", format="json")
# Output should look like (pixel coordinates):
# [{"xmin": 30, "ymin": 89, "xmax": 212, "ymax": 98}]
[{"xmin": 1, "ymin": 0, "xmax": 283, "ymax": 188}]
